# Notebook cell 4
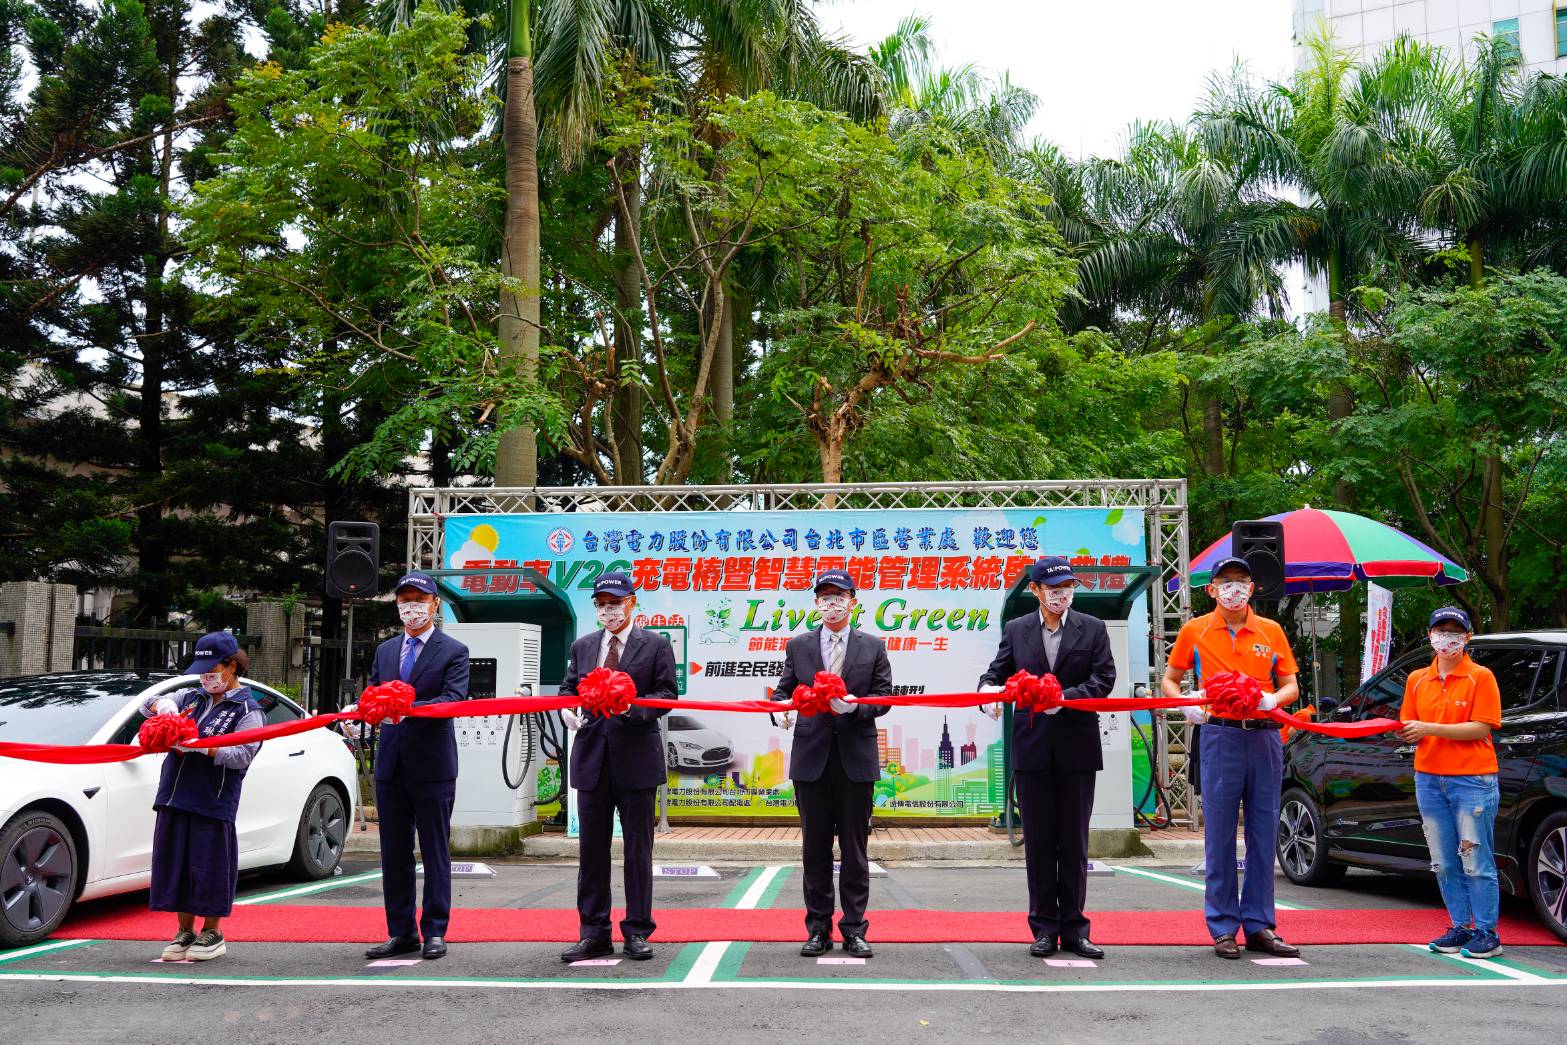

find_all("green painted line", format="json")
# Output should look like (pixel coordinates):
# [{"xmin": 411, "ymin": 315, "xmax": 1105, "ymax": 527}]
[
  {"xmin": 713, "ymin": 941, "xmax": 751, "ymax": 980},
  {"xmin": 236, "ymin": 869, "xmax": 383, "ymax": 906},
  {"xmin": 758, "ymin": 866, "xmax": 794, "ymax": 909},
  {"xmin": 660, "ymin": 943, "xmax": 704, "ymax": 982},
  {"xmin": 1485, "ymin": 954, "xmax": 1567, "ymax": 981},
  {"xmin": 722, "ymin": 867, "xmax": 766, "ymax": 908},
  {"xmin": 1411, "ymin": 944, "xmax": 1549, "ymax": 983},
  {"xmin": 0, "ymin": 938, "xmax": 93, "ymax": 965}
]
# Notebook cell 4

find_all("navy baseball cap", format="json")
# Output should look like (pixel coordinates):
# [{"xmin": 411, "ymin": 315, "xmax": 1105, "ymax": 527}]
[
  {"xmin": 813, "ymin": 569, "xmax": 855, "ymax": 594},
  {"xmin": 1029, "ymin": 556, "xmax": 1076, "ymax": 586},
  {"xmin": 185, "ymin": 631, "xmax": 240, "ymax": 674},
  {"xmin": 1429, "ymin": 606, "xmax": 1472, "ymax": 631},
  {"xmin": 1209, "ymin": 555, "xmax": 1253, "ymax": 579},
  {"xmin": 593, "ymin": 571, "xmax": 635, "ymax": 598},
  {"xmin": 394, "ymin": 571, "xmax": 438, "ymax": 595}
]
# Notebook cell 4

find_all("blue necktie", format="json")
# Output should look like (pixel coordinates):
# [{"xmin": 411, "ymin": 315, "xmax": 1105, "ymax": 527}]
[{"xmin": 399, "ymin": 636, "xmax": 421, "ymax": 682}]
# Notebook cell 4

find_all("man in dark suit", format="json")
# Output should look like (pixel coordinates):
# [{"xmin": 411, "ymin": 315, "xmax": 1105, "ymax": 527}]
[
  {"xmin": 356, "ymin": 571, "xmax": 470, "ymax": 962},
  {"xmin": 557, "ymin": 571, "xmax": 679, "ymax": 963},
  {"xmin": 772, "ymin": 568, "xmax": 893, "ymax": 959},
  {"xmin": 978, "ymin": 555, "xmax": 1116, "ymax": 959}
]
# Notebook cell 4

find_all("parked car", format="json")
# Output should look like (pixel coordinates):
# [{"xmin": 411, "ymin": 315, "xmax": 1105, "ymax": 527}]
[
  {"xmin": 1277, "ymin": 632, "xmax": 1567, "ymax": 942},
  {"xmin": 664, "ymin": 715, "xmax": 733, "ymax": 772},
  {"xmin": 0, "ymin": 672, "xmax": 357, "ymax": 947}
]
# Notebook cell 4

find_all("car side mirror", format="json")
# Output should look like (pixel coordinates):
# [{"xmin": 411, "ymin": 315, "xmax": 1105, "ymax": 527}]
[{"xmin": 1317, "ymin": 696, "xmax": 1341, "ymax": 717}]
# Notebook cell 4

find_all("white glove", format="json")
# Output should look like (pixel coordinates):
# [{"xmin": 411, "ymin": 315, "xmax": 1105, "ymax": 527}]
[
  {"xmin": 978, "ymin": 683, "xmax": 1004, "ymax": 694},
  {"xmin": 1040, "ymin": 705, "xmax": 1062, "ymax": 716},
  {"xmin": 774, "ymin": 710, "xmax": 793, "ymax": 730},
  {"xmin": 154, "ymin": 698, "xmax": 179, "ymax": 716},
  {"xmin": 1258, "ymin": 693, "xmax": 1280, "ymax": 712},
  {"xmin": 1181, "ymin": 704, "xmax": 1208, "ymax": 725},
  {"xmin": 561, "ymin": 708, "xmax": 583, "ymax": 731},
  {"xmin": 829, "ymin": 697, "xmax": 854, "ymax": 715},
  {"xmin": 984, "ymin": 704, "xmax": 1003, "ymax": 720},
  {"xmin": 339, "ymin": 702, "xmax": 357, "ymax": 716}
]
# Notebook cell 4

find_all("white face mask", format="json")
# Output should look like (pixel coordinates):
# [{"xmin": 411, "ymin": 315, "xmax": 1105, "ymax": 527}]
[
  {"xmin": 200, "ymin": 672, "xmax": 228, "ymax": 695},
  {"xmin": 1215, "ymin": 581, "xmax": 1252, "ymax": 611},
  {"xmin": 1043, "ymin": 588, "xmax": 1074, "ymax": 615},
  {"xmin": 1430, "ymin": 631, "xmax": 1467, "ymax": 657},
  {"xmin": 596, "ymin": 602, "xmax": 628, "ymax": 632},
  {"xmin": 398, "ymin": 601, "xmax": 433, "ymax": 630},
  {"xmin": 816, "ymin": 594, "xmax": 851, "ymax": 625}
]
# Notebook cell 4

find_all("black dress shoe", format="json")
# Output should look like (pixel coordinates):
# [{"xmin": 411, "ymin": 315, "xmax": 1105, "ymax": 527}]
[
  {"xmin": 421, "ymin": 936, "xmax": 447, "ymax": 960},
  {"xmin": 365, "ymin": 936, "xmax": 421, "ymax": 960},
  {"xmin": 623, "ymin": 935, "xmax": 653, "ymax": 960},
  {"xmin": 800, "ymin": 931, "xmax": 832, "ymax": 957},
  {"xmin": 842, "ymin": 935, "xmax": 873, "ymax": 959},
  {"xmin": 1062, "ymin": 938, "xmax": 1104, "ymax": 960},
  {"xmin": 560, "ymin": 938, "xmax": 614, "ymax": 963},
  {"xmin": 1029, "ymin": 936, "xmax": 1058, "ymax": 958}
]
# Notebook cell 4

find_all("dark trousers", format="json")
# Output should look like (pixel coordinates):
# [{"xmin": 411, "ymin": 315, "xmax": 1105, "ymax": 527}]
[
  {"xmin": 577, "ymin": 777, "xmax": 657, "ymax": 942},
  {"xmin": 1016, "ymin": 768, "xmax": 1096, "ymax": 943},
  {"xmin": 375, "ymin": 774, "xmax": 455, "ymax": 939},
  {"xmin": 794, "ymin": 742, "xmax": 874, "ymax": 938}
]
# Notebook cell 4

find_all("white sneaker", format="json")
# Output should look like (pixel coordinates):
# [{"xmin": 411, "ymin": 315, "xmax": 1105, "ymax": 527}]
[
  {"xmin": 186, "ymin": 929, "xmax": 226, "ymax": 961},
  {"xmin": 160, "ymin": 931, "xmax": 197, "ymax": 961}
]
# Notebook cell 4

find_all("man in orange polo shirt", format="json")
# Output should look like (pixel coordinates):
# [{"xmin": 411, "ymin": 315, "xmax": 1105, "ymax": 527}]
[
  {"xmin": 1400, "ymin": 606, "xmax": 1505, "ymax": 959},
  {"xmin": 1161, "ymin": 556, "xmax": 1301, "ymax": 960}
]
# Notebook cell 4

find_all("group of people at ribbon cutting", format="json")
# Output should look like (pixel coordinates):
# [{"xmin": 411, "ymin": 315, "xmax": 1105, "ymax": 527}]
[{"xmin": 139, "ymin": 555, "xmax": 1508, "ymax": 966}]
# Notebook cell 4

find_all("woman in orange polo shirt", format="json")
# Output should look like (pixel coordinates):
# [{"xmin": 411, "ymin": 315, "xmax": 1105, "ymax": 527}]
[{"xmin": 1398, "ymin": 607, "xmax": 1503, "ymax": 959}]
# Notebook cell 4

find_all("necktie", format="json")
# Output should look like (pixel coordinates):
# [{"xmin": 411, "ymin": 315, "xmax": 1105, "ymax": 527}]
[
  {"xmin": 605, "ymin": 634, "xmax": 621, "ymax": 670},
  {"xmin": 399, "ymin": 635, "xmax": 421, "ymax": 682},
  {"xmin": 828, "ymin": 633, "xmax": 845, "ymax": 676}
]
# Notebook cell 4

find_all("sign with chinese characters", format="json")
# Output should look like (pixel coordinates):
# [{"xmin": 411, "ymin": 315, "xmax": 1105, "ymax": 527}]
[{"xmin": 445, "ymin": 507, "xmax": 1146, "ymax": 820}]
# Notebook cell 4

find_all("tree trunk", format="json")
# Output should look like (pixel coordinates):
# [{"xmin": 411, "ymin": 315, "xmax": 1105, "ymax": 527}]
[
  {"xmin": 1481, "ymin": 451, "xmax": 1508, "ymax": 629},
  {"xmin": 1468, "ymin": 235, "xmax": 1485, "ymax": 290},
  {"xmin": 611, "ymin": 153, "xmax": 643, "ymax": 483},
  {"xmin": 318, "ymin": 385, "xmax": 345, "ymax": 713},
  {"xmin": 495, "ymin": 8, "xmax": 540, "ymax": 489},
  {"xmin": 712, "ymin": 287, "xmax": 735, "ymax": 480}
]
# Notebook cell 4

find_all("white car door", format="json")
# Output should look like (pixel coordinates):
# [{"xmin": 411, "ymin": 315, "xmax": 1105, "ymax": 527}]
[
  {"xmin": 100, "ymin": 683, "xmax": 184, "ymax": 882},
  {"xmin": 233, "ymin": 683, "xmax": 311, "ymax": 858}
]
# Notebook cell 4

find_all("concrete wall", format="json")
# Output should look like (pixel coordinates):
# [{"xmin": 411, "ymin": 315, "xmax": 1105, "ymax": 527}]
[{"xmin": 0, "ymin": 581, "xmax": 78, "ymax": 677}]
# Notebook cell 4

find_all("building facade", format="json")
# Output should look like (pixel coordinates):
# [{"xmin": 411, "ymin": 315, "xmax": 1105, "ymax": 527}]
[{"xmin": 1293, "ymin": 1, "xmax": 1567, "ymax": 76}]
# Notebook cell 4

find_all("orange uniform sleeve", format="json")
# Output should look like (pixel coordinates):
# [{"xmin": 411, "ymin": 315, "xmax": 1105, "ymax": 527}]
[
  {"xmin": 1471, "ymin": 666, "xmax": 1502, "ymax": 728},
  {"xmin": 1399, "ymin": 669, "xmax": 1423, "ymax": 722},
  {"xmin": 1168, "ymin": 621, "xmax": 1197, "ymax": 673}
]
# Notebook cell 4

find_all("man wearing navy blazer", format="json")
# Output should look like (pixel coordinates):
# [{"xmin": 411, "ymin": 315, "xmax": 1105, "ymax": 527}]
[
  {"xmin": 358, "ymin": 571, "xmax": 470, "ymax": 962},
  {"xmin": 978, "ymin": 556, "xmax": 1116, "ymax": 959},
  {"xmin": 557, "ymin": 571, "xmax": 679, "ymax": 963},
  {"xmin": 772, "ymin": 568, "xmax": 893, "ymax": 959}
]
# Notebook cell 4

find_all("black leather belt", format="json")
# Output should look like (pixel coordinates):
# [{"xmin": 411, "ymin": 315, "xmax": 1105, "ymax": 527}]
[{"xmin": 1206, "ymin": 717, "xmax": 1283, "ymax": 730}]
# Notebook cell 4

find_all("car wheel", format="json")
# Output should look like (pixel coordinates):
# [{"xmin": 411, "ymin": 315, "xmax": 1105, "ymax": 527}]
[
  {"xmin": 286, "ymin": 783, "xmax": 347, "ymax": 881},
  {"xmin": 1277, "ymin": 788, "xmax": 1346, "ymax": 886},
  {"xmin": 0, "ymin": 811, "xmax": 79, "ymax": 948},
  {"xmin": 666, "ymin": 743, "xmax": 678, "ymax": 771},
  {"xmin": 1525, "ymin": 810, "xmax": 1567, "ymax": 943}
]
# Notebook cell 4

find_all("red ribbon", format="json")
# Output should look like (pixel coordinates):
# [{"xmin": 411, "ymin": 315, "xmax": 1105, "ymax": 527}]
[
  {"xmin": 357, "ymin": 681, "xmax": 416, "ymax": 725},
  {"xmin": 579, "ymin": 667, "xmax": 637, "ymax": 717},
  {"xmin": 136, "ymin": 711, "xmax": 198, "ymax": 753}
]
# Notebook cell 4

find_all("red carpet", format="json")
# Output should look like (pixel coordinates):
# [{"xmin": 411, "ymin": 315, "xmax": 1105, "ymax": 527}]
[{"xmin": 56, "ymin": 904, "xmax": 1564, "ymax": 947}]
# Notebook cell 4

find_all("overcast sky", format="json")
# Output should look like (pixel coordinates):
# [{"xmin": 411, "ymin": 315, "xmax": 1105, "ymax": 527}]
[{"xmin": 822, "ymin": 0, "xmax": 1298, "ymax": 158}]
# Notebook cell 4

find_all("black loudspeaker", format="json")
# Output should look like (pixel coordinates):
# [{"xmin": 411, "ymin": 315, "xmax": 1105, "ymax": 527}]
[
  {"xmin": 325, "ymin": 521, "xmax": 380, "ymax": 599},
  {"xmin": 1231, "ymin": 520, "xmax": 1287, "ymax": 602}
]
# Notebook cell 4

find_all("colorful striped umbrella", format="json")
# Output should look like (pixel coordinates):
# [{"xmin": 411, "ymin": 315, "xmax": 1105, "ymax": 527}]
[{"xmin": 1169, "ymin": 507, "xmax": 1469, "ymax": 593}]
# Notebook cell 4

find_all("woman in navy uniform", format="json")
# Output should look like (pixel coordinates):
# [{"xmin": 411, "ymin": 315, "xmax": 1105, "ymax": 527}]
[{"xmin": 141, "ymin": 631, "xmax": 264, "ymax": 962}]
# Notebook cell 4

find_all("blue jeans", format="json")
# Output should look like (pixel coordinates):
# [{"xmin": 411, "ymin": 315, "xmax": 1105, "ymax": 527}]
[
  {"xmin": 1199, "ymin": 725, "xmax": 1283, "ymax": 939},
  {"xmin": 1415, "ymin": 772, "xmax": 1500, "ymax": 933}
]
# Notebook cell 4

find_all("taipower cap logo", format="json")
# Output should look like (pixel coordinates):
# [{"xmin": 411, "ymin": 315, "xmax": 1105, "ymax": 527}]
[{"xmin": 547, "ymin": 527, "xmax": 574, "ymax": 554}]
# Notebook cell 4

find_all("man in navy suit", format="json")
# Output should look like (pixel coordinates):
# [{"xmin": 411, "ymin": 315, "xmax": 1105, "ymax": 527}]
[
  {"xmin": 557, "ymin": 571, "xmax": 679, "ymax": 962},
  {"xmin": 353, "ymin": 571, "xmax": 470, "ymax": 962},
  {"xmin": 978, "ymin": 556, "xmax": 1116, "ymax": 959},
  {"xmin": 772, "ymin": 569, "xmax": 893, "ymax": 959}
]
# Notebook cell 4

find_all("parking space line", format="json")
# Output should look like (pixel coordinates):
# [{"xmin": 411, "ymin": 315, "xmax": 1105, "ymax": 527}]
[
  {"xmin": 734, "ymin": 866, "xmax": 785, "ymax": 910},
  {"xmin": 236, "ymin": 869, "xmax": 383, "ymax": 906},
  {"xmin": 683, "ymin": 941, "xmax": 732, "ymax": 984},
  {"xmin": 0, "ymin": 938, "xmax": 93, "ymax": 965},
  {"xmin": 1100, "ymin": 864, "xmax": 1305, "ymax": 911},
  {"xmin": 721, "ymin": 868, "xmax": 766, "ymax": 907},
  {"xmin": 757, "ymin": 866, "xmax": 793, "ymax": 909},
  {"xmin": 1412, "ymin": 944, "xmax": 1549, "ymax": 983}
]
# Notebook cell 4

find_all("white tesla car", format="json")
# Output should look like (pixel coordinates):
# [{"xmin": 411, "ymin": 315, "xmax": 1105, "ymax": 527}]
[
  {"xmin": 0, "ymin": 672, "xmax": 357, "ymax": 947},
  {"xmin": 664, "ymin": 715, "xmax": 734, "ymax": 773}
]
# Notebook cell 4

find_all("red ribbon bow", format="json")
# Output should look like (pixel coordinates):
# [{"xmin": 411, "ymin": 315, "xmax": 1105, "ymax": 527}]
[
  {"xmin": 358, "ymin": 680, "xmax": 417, "ymax": 725},
  {"xmin": 790, "ymin": 670, "xmax": 849, "ymax": 717},
  {"xmin": 580, "ymin": 667, "xmax": 637, "ymax": 717},
  {"xmin": 1206, "ymin": 671, "xmax": 1265, "ymax": 719},
  {"xmin": 1003, "ymin": 670, "xmax": 1064, "ymax": 713},
  {"xmin": 138, "ymin": 712, "xmax": 198, "ymax": 753}
]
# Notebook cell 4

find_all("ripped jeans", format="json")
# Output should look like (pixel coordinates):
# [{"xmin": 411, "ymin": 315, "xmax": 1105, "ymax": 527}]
[{"xmin": 1414, "ymin": 772, "xmax": 1500, "ymax": 932}]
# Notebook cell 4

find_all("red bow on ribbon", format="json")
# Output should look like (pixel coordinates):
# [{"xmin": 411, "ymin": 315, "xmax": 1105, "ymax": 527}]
[
  {"xmin": 1206, "ymin": 671, "xmax": 1265, "ymax": 719},
  {"xmin": 1003, "ymin": 670, "xmax": 1064, "ymax": 713},
  {"xmin": 138, "ymin": 712, "xmax": 198, "ymax": 753},
  {"xmin": 358, "ymin": 680, "xmax": 417, "ymax": 725},
  {"xmin": 790, "ymin": 671, "xmax": 847, "ymax": 716},
  {"xmin": 580, "ymin": 667, "xmax": 637, "ymax": 717}
]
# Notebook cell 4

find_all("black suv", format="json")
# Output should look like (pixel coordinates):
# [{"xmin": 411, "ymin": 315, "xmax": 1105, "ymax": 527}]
[{"xmin": 1277, "ymin": 632, "xmax": 1567, "ymax": 942}]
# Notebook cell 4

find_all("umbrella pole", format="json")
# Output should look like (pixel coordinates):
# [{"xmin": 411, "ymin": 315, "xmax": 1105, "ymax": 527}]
[{"xmin": 1309, "ymin": 593, "xmax": 1320, "ymax": 703}]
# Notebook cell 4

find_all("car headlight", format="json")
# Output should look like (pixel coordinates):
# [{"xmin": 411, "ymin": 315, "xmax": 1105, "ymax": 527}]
[{"xmin": 676, "ymin": 740, "xmax": 703, "ymax": 750}]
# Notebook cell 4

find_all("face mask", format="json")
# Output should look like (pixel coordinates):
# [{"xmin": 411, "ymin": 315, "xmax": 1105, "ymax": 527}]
[
  {"xmin": 1430, "ymin": 631, "xmax": 1467, "ymax": 657},
  {"xmin": 596, "ymin": 603, "xmax": 628, "ymax": 631},
  {"xmin": 200, "ymin": 672, "xmax": 227, "ymax": 695},
  {"xmin": 1043, "ymin": 588, "xmax": 1074, "ymax": 614},
  {"xmin": 398, "ymin": 601, "xmax": 432, "ymax": 630},
  {"xmin": 1215, "ymin": 582, "xmax": 1251, "ymax": 611},
  {"xmin": 816, "ymin": 594, "xmax": 851, "ymax": 625}
]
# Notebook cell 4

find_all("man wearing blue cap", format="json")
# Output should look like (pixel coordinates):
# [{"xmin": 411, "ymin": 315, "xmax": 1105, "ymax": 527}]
[
  {"xmin": 557, "ymin": 571, "xmax": 679, "ymax": 962},
  {"xmin": 977, "ymin": 555, "xmax": 1116, "ymax": 959},
  {"xmin": 771, "ymin": 568, "xmax": 893, "ymax": 959},
  {"xmin": 355, "ymin": 571, "xmax": 471, "ymax": 962}
]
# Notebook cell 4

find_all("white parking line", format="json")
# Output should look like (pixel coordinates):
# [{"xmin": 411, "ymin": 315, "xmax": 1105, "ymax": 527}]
[
  {"xmin": 1411, "ymin": 944, "xmax": 1549, "ymax": 982},
  {"xmin": 734, "ymin": 866, "xmax": 784, "ymax": 910},
  {"xmin": 0, "ymin": 939, "xmax": 92, "ymax": 965},
  {"xmin": 683, "ymin": 942, "xmax": 733, "ymax": 984},
  {"xmin": 235, "ymin": 869, "xmax": 383, "ymax": 905},
  {"xmin": 1102, "ymin": 864, "xmax": 1304, "ymax": 911}
]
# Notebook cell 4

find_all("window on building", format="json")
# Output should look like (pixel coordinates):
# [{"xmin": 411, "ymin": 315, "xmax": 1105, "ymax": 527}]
[
  {"xmin": 1494, "ymin": 17, "xmax": 1522, "ymax": 61},
  {"xmin": 1557, "ymin": 7, "xmax": 1567, "ymax": 60}
]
